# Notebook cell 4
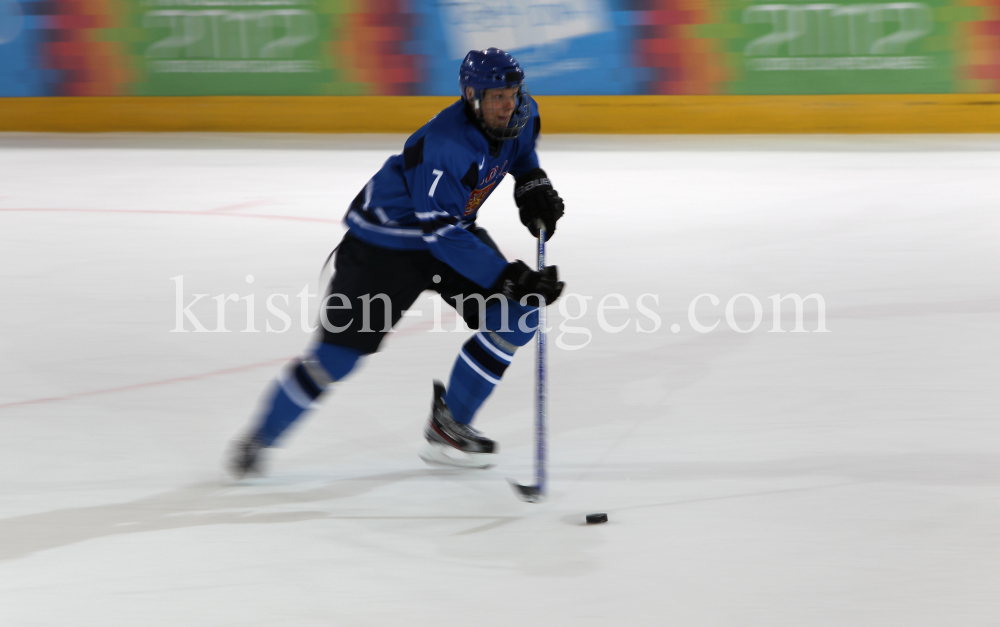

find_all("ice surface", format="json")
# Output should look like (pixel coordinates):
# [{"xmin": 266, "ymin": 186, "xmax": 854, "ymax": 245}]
[{"xmin": 0, "ymin": 133, "xmax": 998, "ymax": 626}]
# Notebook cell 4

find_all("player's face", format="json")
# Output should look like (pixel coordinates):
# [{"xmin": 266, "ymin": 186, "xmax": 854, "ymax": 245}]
[{"xmin": 479, "ymin": 86, "xmax": 520, "ymax": 130}]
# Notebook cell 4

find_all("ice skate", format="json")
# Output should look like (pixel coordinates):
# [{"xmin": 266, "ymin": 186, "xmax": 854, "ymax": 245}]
[
  {"xmin": 228, "ymin": 434, "xmax": 266, "ymax": 479},
  {"xmin": 419, "ymin": 381, "xmax": 497, "ymax": 469}
]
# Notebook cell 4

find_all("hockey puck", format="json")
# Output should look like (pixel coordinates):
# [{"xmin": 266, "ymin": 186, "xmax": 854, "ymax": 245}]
[{"xmin": 586, "ymin": 513, "xmax": 608, "ymax": 524}]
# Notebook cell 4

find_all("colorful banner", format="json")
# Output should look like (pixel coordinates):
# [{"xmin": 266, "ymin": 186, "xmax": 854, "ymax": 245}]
[
  {"xmin": 1, "ymin": 0, "xmax": 998, "ymax": 96},
  {"xmin": 417, "ymin": 0, "xmax": 638, "ymax": 95}
]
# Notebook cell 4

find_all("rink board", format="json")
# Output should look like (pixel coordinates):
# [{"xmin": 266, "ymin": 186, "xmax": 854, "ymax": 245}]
[{"xmin": 3, "ymin": 94, "xmax": 1000, "ymax": 134}]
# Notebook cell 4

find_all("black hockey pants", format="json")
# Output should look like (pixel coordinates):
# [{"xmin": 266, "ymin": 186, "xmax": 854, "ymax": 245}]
[{"xmin": 317, "ymin": 227, "xmax": 508, "ymax": 355}]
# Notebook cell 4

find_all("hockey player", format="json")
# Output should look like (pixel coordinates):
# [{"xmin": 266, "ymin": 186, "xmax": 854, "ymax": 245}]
[{"xmin": 230, "ymin": 48, "xmax": 565, "ymax": 476}]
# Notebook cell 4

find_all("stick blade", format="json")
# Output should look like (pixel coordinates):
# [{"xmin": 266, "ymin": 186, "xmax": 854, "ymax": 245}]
[{"xmin": 507, "ymin": 478, "xmax": 545, "ymax": 503}]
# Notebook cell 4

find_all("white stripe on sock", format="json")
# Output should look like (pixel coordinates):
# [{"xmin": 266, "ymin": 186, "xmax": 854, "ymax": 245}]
[
  {"xmin": 459, "ymin": 350, "xmax": 501, "ymax": 385},
  {"xmin": 279, "ymin": 372, "xmax": 314, "ymax": 409},
  {"xmin": 475, "ymin": 331, "xmax": 513, "ymax": 362}
]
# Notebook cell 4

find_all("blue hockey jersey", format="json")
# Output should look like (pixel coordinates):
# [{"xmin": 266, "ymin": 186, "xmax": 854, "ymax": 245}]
[{"xmin": 343, "ymin": 97, "xmax": 541, "ymax": 289}]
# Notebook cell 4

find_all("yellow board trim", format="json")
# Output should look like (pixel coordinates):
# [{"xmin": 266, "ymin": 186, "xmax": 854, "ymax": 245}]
[{"xmin": 2, "ymin": 95, "xmax": 999, "ymax": 134}]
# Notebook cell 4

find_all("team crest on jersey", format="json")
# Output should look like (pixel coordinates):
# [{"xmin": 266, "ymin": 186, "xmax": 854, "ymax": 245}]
[
  {"xmin": 464, "ymin": 181, "xmax": 496, "ymax": 215},
  {"xmin": 464, "ymin": 160, "xmax": 508, "ymax": 215}
]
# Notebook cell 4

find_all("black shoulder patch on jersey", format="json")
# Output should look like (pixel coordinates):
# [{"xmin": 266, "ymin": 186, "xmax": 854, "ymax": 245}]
[
  {"xmin": 403, "ymin": 136, "xmax": 424, "ymax": 170},
  {"xmin": 532, "ymin": 116, "xmax": 541, "ymax": 142},
  {"xmin": 460, "ymin": 162, "xmax": 479, "ymax": 189}
]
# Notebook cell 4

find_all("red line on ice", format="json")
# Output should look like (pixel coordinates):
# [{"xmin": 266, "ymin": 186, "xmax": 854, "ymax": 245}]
[
  {"xmin": 0, "ymin": 357, "xmax": 291, "ymax": 411},
  {"xmin": 207, "ymin": 198, "xmax": 276, "ymax": 213},
  {"xmin": 0, "ymin": 207, "xmax": 339, "ymax": 224}
]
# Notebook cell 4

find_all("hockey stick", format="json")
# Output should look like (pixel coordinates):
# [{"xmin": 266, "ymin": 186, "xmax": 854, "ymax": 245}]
[{"xmin": 508, "ymin": 225, "xmax": 548, "ymax": 503}]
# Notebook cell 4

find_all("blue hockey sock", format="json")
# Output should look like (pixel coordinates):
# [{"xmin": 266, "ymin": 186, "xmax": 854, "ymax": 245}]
[
  {"xmin": 444, "ymin": 300, "xmax": 538, "ymax": 425},
  {"xmin": 253, "ymin": 343, "xmax": 363, "ymax": 446},
  {"xmin": 445, "ymin": 331, "xmax": 516, "ymax": 425}
]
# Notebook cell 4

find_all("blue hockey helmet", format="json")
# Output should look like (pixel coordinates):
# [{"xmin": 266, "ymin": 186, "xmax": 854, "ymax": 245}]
[{"xmin": 459, "ymin": 48, "xmax": 530, "ymax": 141}]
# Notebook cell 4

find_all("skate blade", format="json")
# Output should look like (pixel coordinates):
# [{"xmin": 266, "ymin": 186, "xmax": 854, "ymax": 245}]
[{"xmin": 419, "ymin": 442, "xmax": 495, "ymax": 469}]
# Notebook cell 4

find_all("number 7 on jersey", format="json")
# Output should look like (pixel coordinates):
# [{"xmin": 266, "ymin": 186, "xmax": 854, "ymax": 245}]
[{"xmin": 429, "ymin": 169, "xmax": 444, "ymax": 197}]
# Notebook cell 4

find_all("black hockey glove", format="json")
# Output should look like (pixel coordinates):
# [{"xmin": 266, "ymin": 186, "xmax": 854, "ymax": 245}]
[
  {"xmin": 514, "ymin": 168, "xmax": 564, "ymax": 241},
  {"xmin": 495, "ymin": 261, "xmax": 564, "ymax": 306}
]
